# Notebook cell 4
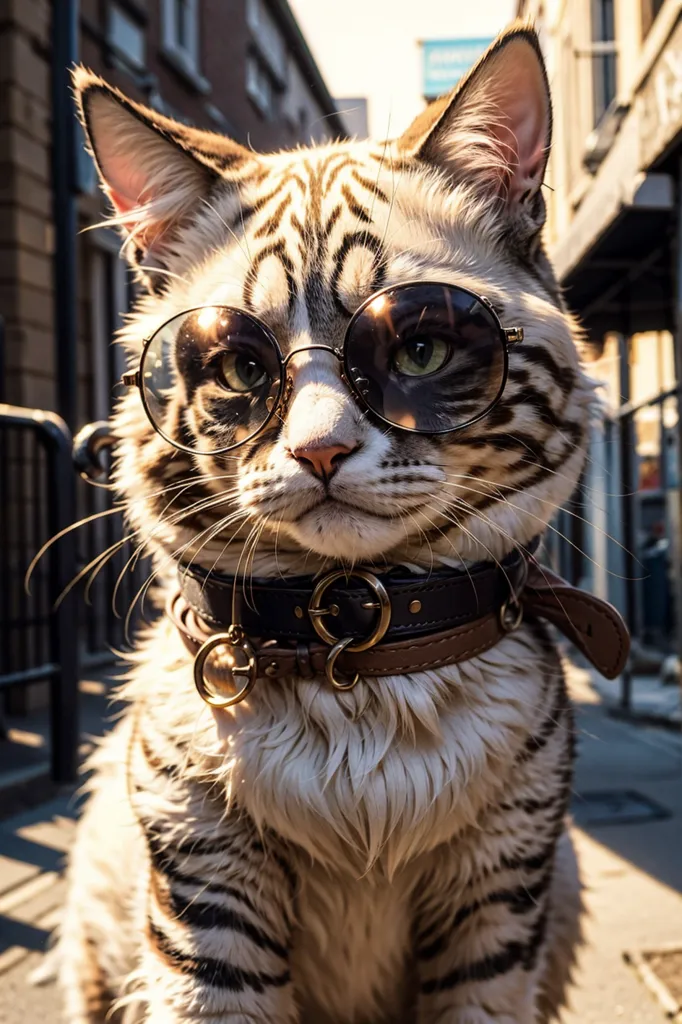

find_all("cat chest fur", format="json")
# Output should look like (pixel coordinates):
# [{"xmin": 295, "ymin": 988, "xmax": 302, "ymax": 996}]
[{"xmin": 291, "ymin": 866, "xmax": 415, "ymax": 1023}]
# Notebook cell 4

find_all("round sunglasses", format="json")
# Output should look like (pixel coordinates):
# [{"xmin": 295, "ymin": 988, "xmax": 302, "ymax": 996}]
[{"xmin": 121, "ymin": 281, "xmax": 524, "ymax": 456}]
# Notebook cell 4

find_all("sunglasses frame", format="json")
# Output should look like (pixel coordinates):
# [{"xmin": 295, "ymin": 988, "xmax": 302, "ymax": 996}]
[{"xmin": 121, "ymin": 281, "xmax": 524, "ymax": 456}]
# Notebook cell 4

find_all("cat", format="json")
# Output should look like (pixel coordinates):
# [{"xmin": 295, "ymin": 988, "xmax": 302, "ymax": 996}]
[{"xmin": 57, "ymin": 23, "xmax": 591, "ymax": 1024}]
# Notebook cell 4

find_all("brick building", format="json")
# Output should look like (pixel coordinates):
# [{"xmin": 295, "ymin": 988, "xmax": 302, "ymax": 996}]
[
  {"xmin": 0, "ymin": 0, "xmax": 345, "ymax": 696},
  {"xmin": 0, "ymin": 0, "xmax": 345, "ymax": 423}
]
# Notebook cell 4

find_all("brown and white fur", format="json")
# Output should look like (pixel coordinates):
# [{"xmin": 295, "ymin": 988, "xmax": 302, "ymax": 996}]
[{"xmin": 56, "ymin": 25, "xmax": 590, "ymax": 1024}]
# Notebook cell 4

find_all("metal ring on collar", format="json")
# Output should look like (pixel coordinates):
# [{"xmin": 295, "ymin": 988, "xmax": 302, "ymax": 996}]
[
  {"xmin": 193, "ymin": 626, "xmax": 258, "ymax": 708},
  {"xmin": 499, "ymin": 597, "xmax": 524, "ymax": 633},
  {"xmin": 308, "ymin": 569, "xmax": 391, "ymax": 651},
  {"xmin": 324, "ymin": 637, "xmax": 361, "ymax": 690}
]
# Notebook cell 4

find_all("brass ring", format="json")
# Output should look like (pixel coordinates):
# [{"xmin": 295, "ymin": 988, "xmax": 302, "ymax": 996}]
[
  {"xmin": 324, "ymin": 637, "xmax": 361, "ymax": 691},
  {"xmin": 500, "ymin": 598, "xmax": 524, "ymax": 633},
  {"xmin": 193, "ymin": 629, "xmax": 258, "ymax": 708},
  {"xmin": 308, "ymin": 569, "xmax": 391, "ymax": 652}
]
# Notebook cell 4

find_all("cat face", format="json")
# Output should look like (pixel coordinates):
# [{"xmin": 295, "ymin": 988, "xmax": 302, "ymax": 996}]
[{"xmin": 76, "ymin": 26, "xmax": 593, "ymax": 575}]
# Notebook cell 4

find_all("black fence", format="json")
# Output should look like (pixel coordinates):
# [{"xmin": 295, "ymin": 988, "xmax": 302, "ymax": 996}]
[
  {"xmin": 0, "ymin": 404, "xmax": 79, "ymax": 783},
  {"xmin": 0, "ymin": 406, "xmax": 149, "ymax": 784}
]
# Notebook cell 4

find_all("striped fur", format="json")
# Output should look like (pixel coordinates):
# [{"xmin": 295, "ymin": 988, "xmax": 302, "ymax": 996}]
[{"xmin": 58, "ymin": 25, "xmax": 589, "ymax": 1024}]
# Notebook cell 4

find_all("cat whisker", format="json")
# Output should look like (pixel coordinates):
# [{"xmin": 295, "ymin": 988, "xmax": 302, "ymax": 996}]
[
  {"xmin": 26, "ymin": 504, "xmax": 128, "ymax": 593},
  {"xmin": 108, "ymin": 480, "xmax": 243, "ymax": 611},
  {"xmin": 137, "ymin": 264, "xmax": 192, "ymax": 286},
  {"xmin": 26, "ymin": 471, "xmax": 241, "ymax": 592},
  {"xmin": 122, "ymin": 508, "xmax": 253, "ymax": 642},
  {"xmin": 438, "ymin": 479, "xmax": 640, "ymax": 579},
  {"xmin": 430, "ymin": 493, "xmax": 606, "ymax": 634},
  {"xmin": 54, "ymin": 534, "xmax": 134, "ymax": 610},
  {"xmin": 441, "ymin": 472, "xmax": 634, "ymax": 559},
  {"xmin": 423, "ymin": 501, "xmax": 515, "ymax": 592},
  {"xmin": 104, "ymin": 482, "xmax": 246, "ymax": 627}
]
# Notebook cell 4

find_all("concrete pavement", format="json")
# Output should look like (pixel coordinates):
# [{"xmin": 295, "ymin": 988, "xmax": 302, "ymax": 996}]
[
  {"xmin": 0, "ymin": 662, "xmax": 680, "ymax": 1022},
  {"xmin": 563, "ymin": 667, "xmax": 682, "ymax": 1023}
]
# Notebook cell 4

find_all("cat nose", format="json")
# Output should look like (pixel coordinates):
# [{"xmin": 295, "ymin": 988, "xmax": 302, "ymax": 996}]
[{"xmin": 291, "ymin": 443, "xmax": 357, "ymax": 481}]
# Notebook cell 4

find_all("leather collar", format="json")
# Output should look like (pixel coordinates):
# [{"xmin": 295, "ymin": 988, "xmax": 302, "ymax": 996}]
[
  {"xmin": 168, "ymin": 547, "xmax": 630, "ymax": 709},
  {"xmin": 179, "ymin": 546, "xmax": 530, "ymax": 646}
]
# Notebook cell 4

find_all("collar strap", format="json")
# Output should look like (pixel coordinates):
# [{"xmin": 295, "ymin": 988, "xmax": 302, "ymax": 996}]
[
  {"xmin": 169, "ymin": 551, "xmax": 630, "ymax": 709},
  {"xmin": 178, "ymin": 546, "xmax": 529, "ymax": 646}
]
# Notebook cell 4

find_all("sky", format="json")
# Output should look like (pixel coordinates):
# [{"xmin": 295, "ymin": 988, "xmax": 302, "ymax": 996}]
[{"xmin": 289, "ymin": 0, "xmax": 517, "ymax": 139}]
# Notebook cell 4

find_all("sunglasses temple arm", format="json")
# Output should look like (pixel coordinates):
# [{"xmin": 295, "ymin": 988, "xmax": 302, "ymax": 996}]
[{"xmin": 121, "ymin": 370, "xmax": 141, "ymax": 388}]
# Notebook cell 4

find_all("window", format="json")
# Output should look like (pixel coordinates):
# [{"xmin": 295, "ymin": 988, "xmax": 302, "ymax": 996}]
[
  {"xmin": 161, "ymin": 0, "xmax": 207, "ymax": 87},
  {"xmin": 89, "ymin": 235, "xmax": 131, "ymax": 422},
  {"xmin": 591, "ymin": 0, "xmax": 617, "ymax": 126},
  {"xmin": 84, "ymin": 233, "xmax": 148, "ymax": 655},
  {"xmin": 246, "ymin": 55, "xmax": 275, "ymax": 119},
  {"xmin": 107, "ymin": 2, "xmax": 145, "ymax": 69},
  {"xmin": 245, "ymin": 0, "xmax": 287, "ymax": 83}
]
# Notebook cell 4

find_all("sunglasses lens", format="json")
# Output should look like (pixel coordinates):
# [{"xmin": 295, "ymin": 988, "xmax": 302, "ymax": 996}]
[
  {"xmin": 345, "ymin": 283, "xmax": 507, "ymax": 433},
  {"xmin": 140, "ymin": 307, "xmax": 282, "ymax": 454}
]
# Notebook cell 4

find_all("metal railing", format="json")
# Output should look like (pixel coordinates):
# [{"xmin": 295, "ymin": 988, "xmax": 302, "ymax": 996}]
[{"xmin": 0, "ymin": 404, "xmax": 79, "ymax": 783}]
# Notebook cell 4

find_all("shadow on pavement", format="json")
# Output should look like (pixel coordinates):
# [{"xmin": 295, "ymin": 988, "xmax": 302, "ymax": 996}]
[
  {"xmin": 0, "ymin": 917, "xmax": 50, "ymax": 955},
  {"xmin": 571, "ymin": 677, "xmax": 682, "ymax": 896}
]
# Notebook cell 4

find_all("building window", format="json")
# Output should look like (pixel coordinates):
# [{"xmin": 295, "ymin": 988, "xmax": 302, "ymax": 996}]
[
  {"xmin": 107, "ymin": 2, "xmax": 145, "ymax": 69},
  {"xmin": 246, "ymin": 54, "xmax": 275, "ymax": 119},
  {"xmin": 591, "ymin": 0, "xmax": 617, "ymax": 126},
  {"xmin": 246, "ymin": 0, "xmax": 287, "ymax": 83},
  {"xmin": 161, "ymin": 0, "xmax": 208, "ymax": 90}
]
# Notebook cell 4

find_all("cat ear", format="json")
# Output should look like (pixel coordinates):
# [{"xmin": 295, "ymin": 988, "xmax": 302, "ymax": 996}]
[
  {"xmin": 398, "ymin": 25, "xmax": 551, "ymax": 224},
  {"xmin": 72, "ymin": 68, "xmax": 255, "ymax": 280}
]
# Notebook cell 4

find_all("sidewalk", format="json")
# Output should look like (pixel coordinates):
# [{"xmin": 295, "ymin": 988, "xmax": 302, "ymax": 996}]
[
  {"xmin": 589, "ymin": 667, "xmax": 681, "ymax": 729},
  {"xmin": 563, "ymin": 666, "xmax": 682, "ymax": 1023},
  {"xmin": 0, "ymin": 665, "xmax": 126, "ymax": 819},
  {"xmin": 0, "ymin": 663, "xmax": 680, "ymax": 1022}
]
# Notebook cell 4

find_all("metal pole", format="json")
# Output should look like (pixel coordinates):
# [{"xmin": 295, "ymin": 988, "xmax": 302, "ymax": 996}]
[
  {"xmin": 618, "ymin": 332, "xmax": 634, "ymax": 712},
  {"xmin": 41, "ymin": 411, "xmax": 79, "ymax": 784},
  {"xmin": 0, "ymin": 315, "xmax": 5, "ymax": 404},
  {"xmin": 673, "ymin": 158, "xmax": 682, "ymax": 722},
  {"xmin": 51, "ymin": 0, "xmax": 79, "ymax": 430}
]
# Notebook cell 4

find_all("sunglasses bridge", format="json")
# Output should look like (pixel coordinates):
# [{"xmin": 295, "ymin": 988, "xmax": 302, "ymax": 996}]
[{"xmin": 265, "ymin": 344, "xmax": 363, "ymax": 422}]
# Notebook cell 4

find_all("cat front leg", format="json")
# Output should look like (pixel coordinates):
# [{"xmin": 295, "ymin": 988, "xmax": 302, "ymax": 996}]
[
  {"xmin": 128, "ymin": 711, "xmax": 299, "ymax": 1024},
  {"xmin": 138, "ymin": 820, "xmax": 299, "ymax": 1024},
  {"xmin": 412, "ymin": 634, "xmax": 577, "ymax": 1024},
  {"xmin": 414, "ymin": 887, "xmax": 546, "ymax": 1024},
  {"xmin": 414, "ymin": 772, "xmax": 573, "ymax": 1021}
]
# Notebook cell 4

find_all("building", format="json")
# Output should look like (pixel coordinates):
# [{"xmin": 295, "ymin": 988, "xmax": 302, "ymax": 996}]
[
  {"xmin": 1, "ymin": 0, "xmax": 346, "ymax": 418},
  {"xmin": 336, "ymin": 97, "xmax": 369, "ymax": 138},
  {"xmin": 0, "ymin": 0, "xmax": 345, "ymax": 696},
  {"xmin": 516, "ymin": 0, "xmax": 682, "ymax": 664}
]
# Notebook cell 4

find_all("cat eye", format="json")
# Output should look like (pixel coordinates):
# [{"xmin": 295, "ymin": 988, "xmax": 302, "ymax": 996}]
[
  {"xmin": 122, "ymin": 282, "xmax": 523, "ymax": 455},
  {"xmin": 393, "ymin": 337, "xmax": 450, "ymax": 377},
  {"xmin": 218, "ymin": 351, "xmax": 269, "ymax": 393},
  {"xmin": 128, "ymin": 307, "xmax": 283, "ymax": 455}
]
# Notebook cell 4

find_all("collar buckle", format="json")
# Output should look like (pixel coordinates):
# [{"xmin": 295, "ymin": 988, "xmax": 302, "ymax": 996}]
[{"xmin": 308, "ymin": 569, "xmax": 392, "ymax": 652}]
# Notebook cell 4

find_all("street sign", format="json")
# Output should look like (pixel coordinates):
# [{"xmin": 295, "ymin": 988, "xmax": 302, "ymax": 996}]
[{"xmin": 421, "ymin": 38, "xmax": 493, "ymax": 99}]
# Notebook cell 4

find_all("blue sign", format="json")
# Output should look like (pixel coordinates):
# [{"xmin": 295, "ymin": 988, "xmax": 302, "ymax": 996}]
[{"xmin": 422, "ymin": 38, "xmax": 493, "ymax": 99}]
